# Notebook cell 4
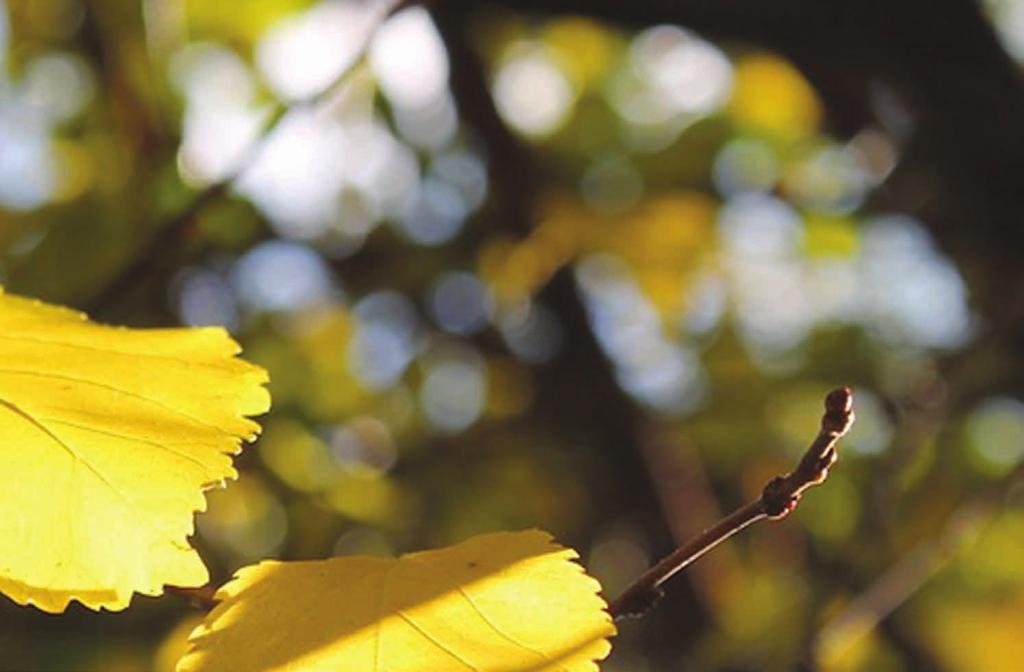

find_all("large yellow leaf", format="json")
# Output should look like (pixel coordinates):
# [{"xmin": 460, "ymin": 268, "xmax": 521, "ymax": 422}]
[
  {"xmin": 178, "ymin": 530, "xmax": 616, "ymax": 672},
  {"xmin": 0, "ymin": 288, "xmax": 270, "ymax": 612}
]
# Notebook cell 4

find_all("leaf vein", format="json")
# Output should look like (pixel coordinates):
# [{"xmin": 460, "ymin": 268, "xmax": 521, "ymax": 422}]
[
  {"xmin": 0, "ymin": 333, "xmax": 230, "ymax": 370},
  {"xmin": 40, "ymin": 417, "xmax": 217, "ymax": 472},
  {"xmin": 456, "ymin": 585, "xmax": 570, "ymax": 672},
  {"xmin": 374, "ymin": 566, "xmax": 389, "ymax": 672},
  {"xmin": 396, "ymin": 609, "xmax": 479, "ymax": 671},
  {"xmin": 0, "ymin": 368, "xmax": 230, "ymax": 436},
  {"xmin": 0, "ymin": 398, "xmax": 133, "ymax": 507}
]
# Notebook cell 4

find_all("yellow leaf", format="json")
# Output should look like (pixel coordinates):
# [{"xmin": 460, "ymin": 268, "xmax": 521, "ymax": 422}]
[
  {"xmin": 0, "ymin": 288, "xmax": 270, "ymax": 612},
  {"xmin": 178, "ymin": 530, "xmax": 615, "ymax": 672},
  {"xmin": 156, "ymin": 615, "xmax": 207, "ymax": 672}
]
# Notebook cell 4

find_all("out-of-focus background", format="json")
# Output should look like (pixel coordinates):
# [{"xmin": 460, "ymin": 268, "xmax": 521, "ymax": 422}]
[{"xmin": 2, "ymin": 0, "xmax": 1023, "ymax": 670}]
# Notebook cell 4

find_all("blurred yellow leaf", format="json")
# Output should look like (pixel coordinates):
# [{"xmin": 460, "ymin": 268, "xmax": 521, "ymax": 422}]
[
  {"xmin": 323, "ymin": 470, "xmax": 407, "ymax": 528},
  {"xmin": 919, "ymin": 589, "xmax": 1024, "ymax": 671},
  {"xmin": 0, "ymin": 288, "xmax": 269, "ymax": 612},
  {"xmin": 609, "ymin": 194, "xmax": 715, "ymax": 318},
  {"xmin": 480, "ymin": 192, "xmax": 714, "ymax": 318},
  {"xmin": 542, "ymin": 18, "xmax": 617, "ymax": 88},
  {"xmin": 185, "ymin": 0, "xmax": 315, "ymax": 45},
  {"xmin": 592, "ymin": 194, "xmax": 715, "ymax": 266},
  {"xmin": 293, "ymin": 307, "xmax": 364, "ymax": 420},
  {"xmin": 802, "ymin": 214, "xmax": 860, "ymax": 258},
  {"xmin": 178, "ymin": 530, "xmax": 615, "ymax": 672},
  {"xmin": 729, "ymin": 54, "xmax": 822, "ymax": 140},
  {"xmin": 259, "ymin": 418, "xmax": 338, "ymax": 493}
]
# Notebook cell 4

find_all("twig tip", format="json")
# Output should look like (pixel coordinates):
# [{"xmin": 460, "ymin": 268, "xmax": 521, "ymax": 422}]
[{"xmin": 824, "ymin": 387, "xmax": 855, "ymax": 435}]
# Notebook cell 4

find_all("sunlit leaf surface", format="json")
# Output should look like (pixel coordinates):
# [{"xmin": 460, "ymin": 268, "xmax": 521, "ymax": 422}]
[
  {"xmin": 177, "ymin": 530, "xmax": 615, "ymax": 672},
  {"xmin": 0, "ymin": 288, "xmax": 270, "ymax": 612}
]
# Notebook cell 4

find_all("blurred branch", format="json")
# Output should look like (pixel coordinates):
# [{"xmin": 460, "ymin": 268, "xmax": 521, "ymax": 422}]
[
  {"xmin": 433, "ymin": 2, "xmax": 686, "ymax": 543},
  {"xmin": 432, "ymin": 5, "xmax": 538, "ymax": 236},
  {"xmin": 433, "ymin": 6, "xmax": 706, "ymax": 643},
  {"xmin": 436, "ymin": 0, "xmax": 679, "ymax": 531},
  {"xmin": 814, "ymin": 461, "xmax": 1023, "ymax": 664},
  {"xmin": 870, "ymin": 331, "xmax": 1020, "ymax": 544},
  {"xmin": 636, "ymin": 426, "xmax": 744, "ymax": 608},
  {"xmin": 608, "ymin": 388, "xmax": 855, "ymax": 619},
  {"xmin": 86, "ymin": 0, "xmax": 414, "ymax": 314}
]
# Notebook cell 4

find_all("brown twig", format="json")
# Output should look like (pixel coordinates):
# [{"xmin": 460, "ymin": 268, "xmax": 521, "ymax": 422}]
[
  {"xmin": 608, "ymin": 387, "xmax": 855, "ymax": 619},
  {"xmin": 636, "ymin": 426, "xmax": 744, "ymax": 612}
]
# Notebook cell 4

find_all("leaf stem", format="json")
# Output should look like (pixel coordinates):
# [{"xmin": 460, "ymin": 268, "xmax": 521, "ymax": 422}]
[
  {"xmin": 166, "ymin": 584, "xmax": 219, "ymax": 610},
  {"xmin": 607, "ymin": 387, "xmax": 855, "ymax": 619}
]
